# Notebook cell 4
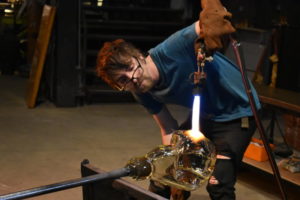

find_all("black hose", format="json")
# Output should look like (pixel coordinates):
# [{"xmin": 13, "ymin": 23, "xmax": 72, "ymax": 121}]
[{"xmin": 0, "ymin": 167, "xmax": 130, "ymax": 200}]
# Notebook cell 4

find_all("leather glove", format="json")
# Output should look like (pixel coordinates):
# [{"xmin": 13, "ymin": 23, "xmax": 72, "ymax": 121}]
[{"xmin": 198, "ymin": 0, "xmax": 236, "ymax": 51}]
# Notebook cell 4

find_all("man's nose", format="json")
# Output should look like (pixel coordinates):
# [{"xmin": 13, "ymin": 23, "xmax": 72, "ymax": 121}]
[
  {"xmin": 132, "ymin": 77, "xmax": 138, "ymax": 84},
  {"xmin": 125, "ymin": 71, "xmax": 133, "ymax": 80}
]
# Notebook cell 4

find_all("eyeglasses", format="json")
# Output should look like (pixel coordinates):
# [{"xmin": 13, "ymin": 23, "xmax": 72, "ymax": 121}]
[{"xmin": 115, "ymin": 57, "xmax": 143, "ymax": 91}]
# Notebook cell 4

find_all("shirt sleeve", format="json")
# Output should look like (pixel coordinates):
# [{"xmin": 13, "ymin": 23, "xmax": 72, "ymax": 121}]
[{"xmin": 132, "ymin": 92, "xmax": 164, "ymax": 114}]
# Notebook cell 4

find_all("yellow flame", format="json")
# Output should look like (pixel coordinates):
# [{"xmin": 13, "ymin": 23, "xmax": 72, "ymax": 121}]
[
  {"xmin": 185, "ymin": 129, "xmax": 205, "ymax": 143},
  {"xmin": 185, "ymin": 95, "xmax": 205, "ymax": 143}
]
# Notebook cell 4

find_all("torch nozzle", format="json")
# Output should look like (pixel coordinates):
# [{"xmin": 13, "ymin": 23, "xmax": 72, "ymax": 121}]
[
  {"xmin": 192, "ymin": 45, "xmax": 212, "ymax": 95},
  {"xmin": 192, "ymin": 71, "xmax": 206, "ymax": 95}
]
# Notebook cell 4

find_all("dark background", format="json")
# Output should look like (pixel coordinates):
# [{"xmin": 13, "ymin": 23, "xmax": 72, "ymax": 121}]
[{"xmin": 0, "ymin": 0, "xmax": 299, "ymax": 107}]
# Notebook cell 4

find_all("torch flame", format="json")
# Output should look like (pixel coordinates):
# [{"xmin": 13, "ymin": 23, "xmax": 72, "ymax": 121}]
[
  {"xmin": 185, "ymin": 129, "xmax": 205, "ymax": 143},
  {"xmin": 186, "ymin": 95, "xmax": 205, "ymax": 143}
]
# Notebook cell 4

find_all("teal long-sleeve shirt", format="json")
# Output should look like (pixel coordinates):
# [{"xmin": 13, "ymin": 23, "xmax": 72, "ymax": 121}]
[{"xmin": 133, "ymin": 22, "xmax": 261, "ymax": 122}]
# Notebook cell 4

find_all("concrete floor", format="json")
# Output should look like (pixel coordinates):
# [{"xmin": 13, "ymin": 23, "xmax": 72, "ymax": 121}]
[{"xmin": 0, "ymin": 75, "xmax": 299, "ymax": 200}]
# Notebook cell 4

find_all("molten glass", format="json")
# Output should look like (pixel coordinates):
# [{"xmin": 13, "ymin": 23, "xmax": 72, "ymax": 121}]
[{"xmin": 126, "ymin": 130, "xmax": 216, "ymax": 191}]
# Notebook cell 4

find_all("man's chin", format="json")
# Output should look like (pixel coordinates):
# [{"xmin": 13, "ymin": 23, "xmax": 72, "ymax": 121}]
[
  {"xmin": 132, "ymin": 80, "xmax": 153, "ymax": 93},
  {"xmin": 136, "ymin": 87, "xmax": 147, "ymax": 93},
  {"xmin": 133, "ymin": 85, "xmax": 150, "ymax": 93}
]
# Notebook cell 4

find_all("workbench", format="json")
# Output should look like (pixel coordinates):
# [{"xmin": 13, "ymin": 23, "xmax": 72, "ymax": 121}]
[{"xmin": 243, "ymin": 83, "xmax": 300, "ymax": 186}]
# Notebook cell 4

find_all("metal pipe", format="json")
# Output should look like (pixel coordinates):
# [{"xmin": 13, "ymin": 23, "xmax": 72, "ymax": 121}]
[
  {"xmin": 229, "ymin": 36, "xmax": 287, "ymax": 200},
  {"xmin": 0, "ymin": 167, "xmax": 130, "ymax": 200}
]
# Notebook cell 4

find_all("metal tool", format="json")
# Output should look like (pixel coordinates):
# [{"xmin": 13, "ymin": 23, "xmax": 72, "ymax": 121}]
[
  {"xmin": 0, "ymin": 168, "xmax": 131, "ymax": 200},
  {"xmin": 229, "ymin": 35, "xmax": 287, "ymax": 200}
]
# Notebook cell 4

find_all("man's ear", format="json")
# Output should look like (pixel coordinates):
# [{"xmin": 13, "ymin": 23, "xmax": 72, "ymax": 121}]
[{"xmin": 137, "ymin": 52, "xmax": 146, "ymax": 59}]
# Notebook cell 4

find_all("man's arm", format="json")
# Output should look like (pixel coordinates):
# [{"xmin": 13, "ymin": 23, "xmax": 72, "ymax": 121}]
[{"xmin": 152, "ymin": 106, "xmax": 179, "ymax": 145}]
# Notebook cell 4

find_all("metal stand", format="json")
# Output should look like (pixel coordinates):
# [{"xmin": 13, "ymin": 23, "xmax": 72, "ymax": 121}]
[{"xmin": 229, "ymin": 36, "xmax": 288, "ymax": 200}]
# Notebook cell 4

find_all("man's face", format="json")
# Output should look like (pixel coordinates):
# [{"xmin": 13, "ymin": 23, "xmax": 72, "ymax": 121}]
[{"xmin": 113, "ymin": 57, "xmax": 155, "ymax": 93}]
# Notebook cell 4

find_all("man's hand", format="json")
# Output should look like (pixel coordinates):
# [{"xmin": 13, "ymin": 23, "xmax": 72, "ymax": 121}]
[
  {"xmin": 199, "ymin": 0, "xmax": 236, "ymax": 51},
  {"xmin": 171, "ymin": 187, "xmax": 191, "ymax": 200}
]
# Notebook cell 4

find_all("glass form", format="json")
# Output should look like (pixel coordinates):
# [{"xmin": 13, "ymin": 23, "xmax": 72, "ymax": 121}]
[{"xmin": 126, "ymin": 130, "xmax": 216, "ymax": 191}]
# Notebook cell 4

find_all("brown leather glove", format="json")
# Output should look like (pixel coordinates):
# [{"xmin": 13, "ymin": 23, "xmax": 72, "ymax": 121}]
[{"xmin": 198, "ymin": 0, "xmax": 236, "ymax": 51}]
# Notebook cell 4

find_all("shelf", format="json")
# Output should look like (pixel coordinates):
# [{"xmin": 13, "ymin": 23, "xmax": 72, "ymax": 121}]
[
  {"xmin": 254, "ymin": 83, "xmax": 300, "ymax": 114},
  {"xmin": 243, "ymin": 157, "xmax": 300, "ymax": 186}
]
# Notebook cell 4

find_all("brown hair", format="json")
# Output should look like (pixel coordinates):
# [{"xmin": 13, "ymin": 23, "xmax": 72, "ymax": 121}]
[{"xmin": 96, "ymin": 39, "xmax": 142, "ymax": 89}]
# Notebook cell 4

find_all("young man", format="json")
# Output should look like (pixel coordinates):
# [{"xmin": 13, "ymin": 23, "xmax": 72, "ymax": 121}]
[{"xmin": 96, "ymin": 21, "xmax": 261, "ymax": 200}]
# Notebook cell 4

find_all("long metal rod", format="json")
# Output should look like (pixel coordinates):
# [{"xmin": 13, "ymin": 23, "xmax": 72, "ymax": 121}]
[
  {"xmin": 230, "ymin": 36, "xmax": 287, "ymax": 200},
  {"xmin": 0, "ymin": 167, "xmax": 130, "ymax": 200}
]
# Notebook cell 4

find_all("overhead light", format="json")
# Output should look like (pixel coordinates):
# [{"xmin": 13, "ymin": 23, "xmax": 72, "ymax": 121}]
[
  {"xmin": 4, "ymin": 9, "xmax": 13, "ymax": 14},
  {"xmin": 97, "ymin": 0, "xmax": 103, "ymax": 7}
]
